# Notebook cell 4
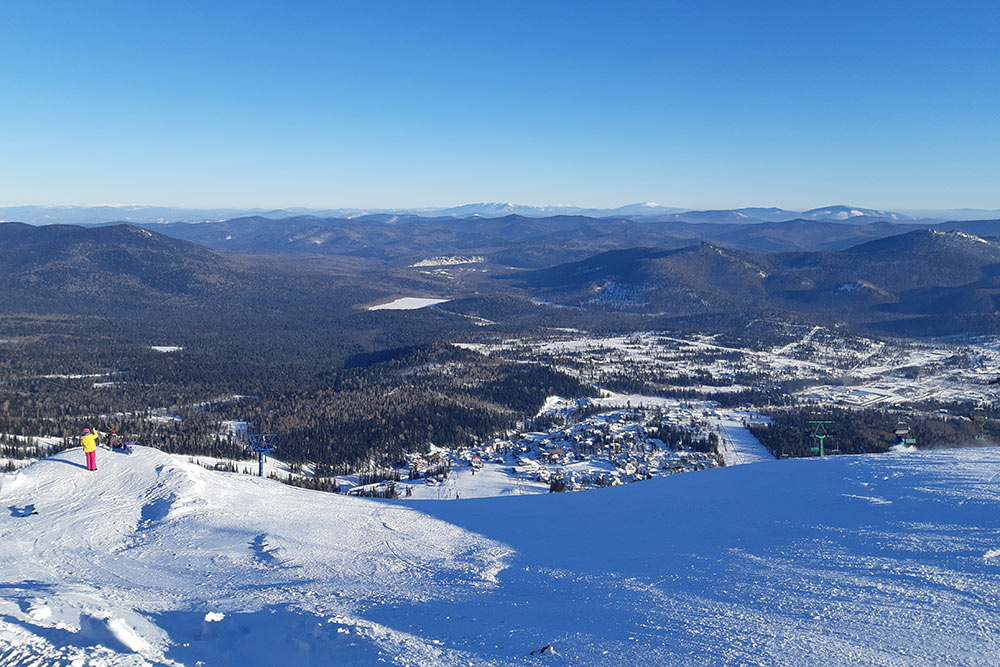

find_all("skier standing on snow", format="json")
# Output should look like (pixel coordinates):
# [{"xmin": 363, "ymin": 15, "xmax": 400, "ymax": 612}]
[{"xmin": 81, "ymin": 428, "xmax": 99, "ymax": 471}]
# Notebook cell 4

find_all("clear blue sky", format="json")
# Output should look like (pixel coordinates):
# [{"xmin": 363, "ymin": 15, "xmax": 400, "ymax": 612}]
[{"xmin": 1, "ymin": 1, "xmax": 997, "ymax": 210}]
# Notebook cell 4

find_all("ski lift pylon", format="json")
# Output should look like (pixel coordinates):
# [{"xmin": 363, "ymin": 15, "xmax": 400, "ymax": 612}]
[
  {"xmin": 971, "ymin": 401, "xmax": 988, "ymax": 440},
  {"xmin": 234, "ymin": 425, "xmax": 276, "ymax": 477}
]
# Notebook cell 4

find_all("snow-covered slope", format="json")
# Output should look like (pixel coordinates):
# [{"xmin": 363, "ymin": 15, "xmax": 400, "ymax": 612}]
[{"xmin": 2, "ymin": 445, "xmax": 1000, "ymax": 665}]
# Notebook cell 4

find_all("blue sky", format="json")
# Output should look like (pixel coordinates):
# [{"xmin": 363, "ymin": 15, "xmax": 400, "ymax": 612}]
[{"xmin": 1, "ymin": 1, "xmax": 997, "ymax": 210}]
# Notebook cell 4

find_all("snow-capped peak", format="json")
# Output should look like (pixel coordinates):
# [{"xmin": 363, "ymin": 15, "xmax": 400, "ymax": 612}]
[{"xmin": 798, "ymin": 204, "xmax": 909, "ymax": 222}]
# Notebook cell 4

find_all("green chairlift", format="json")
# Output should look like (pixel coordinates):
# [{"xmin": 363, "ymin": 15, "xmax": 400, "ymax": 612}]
[{"xmin": 809, "ymin": 420, "xmax": 833, "ymax": 457}]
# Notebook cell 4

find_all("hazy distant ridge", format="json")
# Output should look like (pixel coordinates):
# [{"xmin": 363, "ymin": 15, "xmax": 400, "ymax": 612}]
[{"xmin": 6, "ymin": 203, "xmax": 999, "ymax": 226}]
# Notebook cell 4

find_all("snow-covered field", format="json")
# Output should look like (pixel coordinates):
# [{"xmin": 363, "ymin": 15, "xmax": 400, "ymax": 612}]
[
  {"xmin": 0, "ymin": 447, "xmax": 509, "ymax": 666},
  {"xmin": 403, "ymin": 463, "xmax": 549, "ymax": 500},
  {"xmin": 3, "ymin": 445, "xmax": 1000, "ymax": 665},
  {"xmin": 368, "ymin": 297, "xmax": 451, "ymax": 311}
]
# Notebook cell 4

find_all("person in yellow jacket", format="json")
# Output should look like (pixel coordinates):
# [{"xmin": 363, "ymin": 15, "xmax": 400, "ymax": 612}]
[{"xmin": 81, "ymin": 428, "xmax": 99, "ymax": 471}]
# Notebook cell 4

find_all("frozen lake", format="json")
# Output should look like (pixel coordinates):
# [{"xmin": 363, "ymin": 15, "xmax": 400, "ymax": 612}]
[{"xmin": 368, "ymin": 297, "xmax": 450, "ymax": 310}]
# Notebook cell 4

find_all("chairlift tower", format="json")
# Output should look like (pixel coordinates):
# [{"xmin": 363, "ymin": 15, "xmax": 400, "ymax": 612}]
[
  {"xmin": 971, "ymin": 402, "xmax": 988, "ymax": 441},
  {"xmin": 246, "ymin": 433, "xmax": 276, "ymax": 477},
  {"xmin": 809, "ymin": 420, "xmax": 833, "ymax": 457}
]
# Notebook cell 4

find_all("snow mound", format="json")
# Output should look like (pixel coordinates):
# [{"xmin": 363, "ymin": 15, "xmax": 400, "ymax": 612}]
[
  {"xmin": 79, "ymin": 613, "xmax": 150, "ymax": 653},
  {"xmin": 0, "ymin": 447, "xmax": 511, "ymax": 665},
  {"xmin": 2, "ymin": 445, "xmax": 1000, "ymax": 665}
]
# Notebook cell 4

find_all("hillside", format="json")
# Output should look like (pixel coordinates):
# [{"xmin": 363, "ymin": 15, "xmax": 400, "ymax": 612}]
[{"xmin": 2, "ymin": 446, "xmax": 999, "ymax": 665}]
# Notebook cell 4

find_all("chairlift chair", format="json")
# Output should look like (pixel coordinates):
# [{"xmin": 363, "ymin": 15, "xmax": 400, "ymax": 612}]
[{"xmin": 893, "ymin": 419, "xmax": 917, "ymax": 447}]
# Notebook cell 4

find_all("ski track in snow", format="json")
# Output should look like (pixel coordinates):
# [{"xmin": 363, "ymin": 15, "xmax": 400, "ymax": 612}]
[
  {"xmin": 1, "ymin": 446, "xmax": 1000, "ymax": 665},
  {"xmin": 714, "ymin": 410, "xmax": 774, "ymax": 466}
]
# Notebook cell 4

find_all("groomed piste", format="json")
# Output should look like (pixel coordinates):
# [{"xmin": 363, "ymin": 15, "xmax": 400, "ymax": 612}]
[{"xmin": 1, "ymin": 445, "xmax": 999, "ymax": 666}]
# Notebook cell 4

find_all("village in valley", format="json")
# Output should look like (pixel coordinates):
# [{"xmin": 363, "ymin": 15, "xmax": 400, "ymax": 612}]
[
  {"xmin": 191, "ymin": 399, "xmax": 738, "ymax": 501},
  {"xmin": 396, "ymin": 401, "xmax": 724, "ymax": 500},
  {"xmin": 4, "ymin": 324, "xmax": 999, "ymax": 501}
]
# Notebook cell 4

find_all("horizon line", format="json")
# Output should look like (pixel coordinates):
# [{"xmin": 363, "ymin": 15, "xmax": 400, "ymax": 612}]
[{"xmin": 3, "ymin": 202, "xmax": 1000, "ymax": 214}]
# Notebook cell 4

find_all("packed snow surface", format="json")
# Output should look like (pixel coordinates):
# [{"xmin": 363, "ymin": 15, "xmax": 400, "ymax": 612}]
[
  {"xmin": 714, "ymin": 410, "xmax": 773, "ymax": 465},
  {"xmin": 2, "ymin": 446, "xmax": 1000, "ymax": 665},
  {"xmin": 409, "ymin": 256, "xmax": 485, "ymax": 267},
  {"xmin": 368, "ymin": 297, "xmax": 451, "ymax": 311}
]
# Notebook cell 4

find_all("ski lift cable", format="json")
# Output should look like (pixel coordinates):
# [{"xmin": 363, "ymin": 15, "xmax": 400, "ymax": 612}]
[
  {"xmin": 26, "ymin": 376, "xmax": 124, "ymax": 431},
  {"xmin": 34, "ymin": 376, "xmax": 88, "ymax": 394}
]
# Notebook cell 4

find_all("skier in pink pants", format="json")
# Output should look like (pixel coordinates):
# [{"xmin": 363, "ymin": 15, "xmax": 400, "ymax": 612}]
[{"xmin": 81, "ymin": 428, "xmax": 99, "ymax": 471}]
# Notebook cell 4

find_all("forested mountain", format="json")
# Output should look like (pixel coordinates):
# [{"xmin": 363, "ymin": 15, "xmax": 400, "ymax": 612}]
[
  {"xmin": 7, "ymin": 219, "xmax": 999, "ymax": 342},
  {"xmin": 515, "ymin": 244, "xmax": 769, "ymax": 315},
  {"xmin": 0, "ymin": 222, "xmax": 255, "ymax": 313},
  {"xmin": 513, "ymin": 230, "xmax": 1000, "ymax": 334}
]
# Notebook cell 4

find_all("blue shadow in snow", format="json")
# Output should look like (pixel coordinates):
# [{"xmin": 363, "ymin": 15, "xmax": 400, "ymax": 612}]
[
  {"xmin": 248, "ymin": 533, "xmax": 282, "ymax": 567},
  {"xmin": 36, "ymin": 457, "xmax": 88, "ymax": 470},
  {"xmin": 153, "ymin": 607, "xmax": 383, "ymax": 667},
  {"xmin": 9, "ymin": 504, "xmax": 37, "ymax": 517}
]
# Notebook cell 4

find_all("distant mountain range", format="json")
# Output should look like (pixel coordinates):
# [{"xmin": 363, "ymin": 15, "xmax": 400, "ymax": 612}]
[
  {"xmin": 651, "ymin": 205, "xmax": 912, "ymax": 224},
  {"xmin": 5, "ymin": 203, "xmax": 1000, "ymax": 226}
]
